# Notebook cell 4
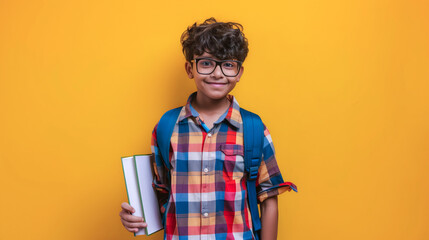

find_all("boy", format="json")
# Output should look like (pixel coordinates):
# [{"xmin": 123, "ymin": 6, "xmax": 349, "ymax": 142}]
[{"xmin": 120, "ymin": 18, "xmax": 296, "ymax": 240}]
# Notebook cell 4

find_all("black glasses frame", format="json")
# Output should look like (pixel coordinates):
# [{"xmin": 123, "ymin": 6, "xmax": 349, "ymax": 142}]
[{"xmin": 191, "ymin": 57, "xmax": 243, "ymax": 77}]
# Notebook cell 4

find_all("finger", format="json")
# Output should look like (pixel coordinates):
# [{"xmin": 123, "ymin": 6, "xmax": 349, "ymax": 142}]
[
  {"xmin": 120, "ymin": 211, "xmax": 145, "ymax": 223},
  {"xmin": 124, "ymin": 225, "xmax": 139, "ymax": 233},
  {"xmin": 121, "ymin": 202, "xmax": 135, "ymax": 213},
  {"xmin": 121, "ymin": 219, "xmax": 148, "ymax": 228}
]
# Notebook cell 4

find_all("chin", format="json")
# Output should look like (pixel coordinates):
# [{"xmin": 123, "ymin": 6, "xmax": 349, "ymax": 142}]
[
  {"xmin": 205, "ymin": 95, "xmax": 226, "ymax": 101},
  {"xmin": 208, "ymin": 91, "xmax": 230, "ymax": 100},
  {"xmin": 197, "ymin": 93, "xmax": 224, "ymax": 102}
]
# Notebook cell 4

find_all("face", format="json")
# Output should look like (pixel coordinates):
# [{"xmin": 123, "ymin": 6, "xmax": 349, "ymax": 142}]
[{"xmin": 185, "ymin": 52, "xmax": 244, "ymax": 102}]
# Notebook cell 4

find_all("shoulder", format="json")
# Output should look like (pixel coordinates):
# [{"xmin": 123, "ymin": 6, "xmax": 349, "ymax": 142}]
[
  {"xmin": 239, "ymin": 108, "xmax": 263, "ymax": 124},
  {"xmin": 239, "ymin": 107, "xmax": 266, "ymax": 127},
  {"xmin": 160, "ymin": 106, "xmax": 183, "ymax": 120},
  {"xmin": 156, "ymin": 106, "xmax": 184, "ymax": 127},
  {"xmin": 152, "ymin": 106, "xmax": 184, "ymax": 136},
  {"xmin": 239, "ymin": 107, "xmax": 271, "ymax": 137}
]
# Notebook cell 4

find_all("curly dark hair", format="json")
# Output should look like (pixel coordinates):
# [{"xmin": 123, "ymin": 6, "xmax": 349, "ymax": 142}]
[{"xmin": 181, "ymin": 18, "xmax": 249, "ymax": 62}]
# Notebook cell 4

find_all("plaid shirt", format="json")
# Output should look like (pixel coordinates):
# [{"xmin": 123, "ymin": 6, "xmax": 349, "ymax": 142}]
[{"xmin": 151, "ymin": 93, "xmax": 297, "ymax": 240}]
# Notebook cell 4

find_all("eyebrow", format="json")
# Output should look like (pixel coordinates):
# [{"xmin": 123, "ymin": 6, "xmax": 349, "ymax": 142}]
[{"xmin": 196, "ymin": 57, "xmax": 238, "ymax": 62}]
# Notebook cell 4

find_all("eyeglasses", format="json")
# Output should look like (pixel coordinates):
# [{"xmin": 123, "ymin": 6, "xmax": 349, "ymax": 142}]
[{"xmin": 191, "ymin": 58, "xmax": 242, "ymax": 77}]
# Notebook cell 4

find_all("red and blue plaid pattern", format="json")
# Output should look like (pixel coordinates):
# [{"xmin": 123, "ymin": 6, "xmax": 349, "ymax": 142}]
[{"xmin": 151, "ymin": 93, "xmax": 297, "ymax": 240}]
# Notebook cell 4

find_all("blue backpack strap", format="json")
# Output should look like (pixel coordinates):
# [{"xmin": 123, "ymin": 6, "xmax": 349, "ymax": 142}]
[
  {"xmin": 157, "ymin": 107, "xmax": 182, "ymax": 173},
  {"xmin": 156, "ymin": 107, "xmax": 182, "ymax": 230},
  {"xmin": 240, "ymin": 108, "xmax": 264, "ymax": 240}
]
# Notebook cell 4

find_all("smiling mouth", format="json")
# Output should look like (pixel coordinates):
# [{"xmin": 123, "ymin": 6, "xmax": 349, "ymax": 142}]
[{"xmin": 204, "ymin": 81, "xmax": 227, "ymax": 85}]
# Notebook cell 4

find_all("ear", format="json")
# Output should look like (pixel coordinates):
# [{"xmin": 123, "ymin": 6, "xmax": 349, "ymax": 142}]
[
  {"xmin": 235, "ymin": 65, "xmax": 244, "ymax": 82},
  {"xmin": 185, "ymin": 61, "xmax": 194, "ymax": 79}
]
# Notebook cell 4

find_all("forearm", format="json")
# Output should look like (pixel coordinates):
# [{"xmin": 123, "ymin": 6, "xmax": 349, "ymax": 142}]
[{"xmin": 260, "ymin": 196, "xmax": 278, "ymax": 240}]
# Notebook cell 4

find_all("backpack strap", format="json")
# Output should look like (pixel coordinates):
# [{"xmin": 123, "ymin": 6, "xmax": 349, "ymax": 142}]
[
  {"xmin": 240, "ymin": 108, "xmax": 264, "ymax": 240},
  {"xmin": 157, "ymin": 107, "xmax": 182, "ymax": 173},
  {"xmin": 156, "ymin": 107, "xmax": 182, "ymax": 230}
]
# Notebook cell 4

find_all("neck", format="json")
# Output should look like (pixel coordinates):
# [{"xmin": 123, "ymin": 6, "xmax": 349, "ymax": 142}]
[{"xmin": 192, "ymin": 92, "xmax": 230, "ymax": 115}]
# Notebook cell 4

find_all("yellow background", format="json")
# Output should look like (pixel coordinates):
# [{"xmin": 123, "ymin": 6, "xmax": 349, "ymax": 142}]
[{"xmin": 1, "ymin": 0, "xmax": 428, "ymax": 239}]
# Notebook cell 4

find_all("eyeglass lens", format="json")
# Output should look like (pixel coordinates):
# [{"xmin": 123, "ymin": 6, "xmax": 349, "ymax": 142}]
[{"xmin": 196, "ymin": 59, "xmax": 240, "ymax": 77}]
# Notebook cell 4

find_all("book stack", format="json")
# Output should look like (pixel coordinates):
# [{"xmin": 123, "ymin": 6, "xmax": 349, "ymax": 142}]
[{"xmin": 121, "ymin": 154, "xmax": 163, "ymax": 236}]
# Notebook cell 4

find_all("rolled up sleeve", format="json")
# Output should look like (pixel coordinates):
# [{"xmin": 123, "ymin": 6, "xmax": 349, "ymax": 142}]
[{"xmin": 256, "ymin": 124, "xmax": 297, "ymax": 203}]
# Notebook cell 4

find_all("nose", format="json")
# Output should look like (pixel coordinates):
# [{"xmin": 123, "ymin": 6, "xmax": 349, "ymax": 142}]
[{"xmin": 211, "ymin": 65, "xmax": 223, "ymax": 78}]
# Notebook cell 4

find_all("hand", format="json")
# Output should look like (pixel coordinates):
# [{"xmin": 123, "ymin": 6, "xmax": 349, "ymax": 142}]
[{"xmin": 119, "ymin": 202, "xmax": 148, "ymax": 233}]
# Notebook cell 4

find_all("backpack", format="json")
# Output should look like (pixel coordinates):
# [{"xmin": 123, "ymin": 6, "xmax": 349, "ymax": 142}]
[{"xmin": 157, "ymin": 107, "xmax": 265, "ymax": 240}]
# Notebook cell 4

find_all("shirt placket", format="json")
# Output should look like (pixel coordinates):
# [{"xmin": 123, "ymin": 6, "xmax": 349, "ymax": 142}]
[{"xmin": 200, "ymin": 127, "xmax": 215, "ymax": 240}]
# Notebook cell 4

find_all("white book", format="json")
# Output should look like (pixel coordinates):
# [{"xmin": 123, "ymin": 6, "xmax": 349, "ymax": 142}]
[{"xmin": 121, "ymin": 154, "xmax": 163, "ymax": 236}]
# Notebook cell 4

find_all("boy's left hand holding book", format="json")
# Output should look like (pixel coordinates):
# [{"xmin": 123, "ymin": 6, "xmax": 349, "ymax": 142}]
[{"xmin": 119, "ymin": 202, "xmax": 148, "ymax": 233}]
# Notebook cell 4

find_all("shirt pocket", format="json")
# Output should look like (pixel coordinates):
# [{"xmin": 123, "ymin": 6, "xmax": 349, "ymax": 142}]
[{"xmin": 220, "ymin": 144, "xmax": 245, "ymax": 181}]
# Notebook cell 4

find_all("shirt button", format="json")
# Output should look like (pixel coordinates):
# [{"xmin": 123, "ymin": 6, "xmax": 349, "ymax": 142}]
[
  {"xmin": 203, "ymin": 168, "xmax": 209, "ymax": 173},
  {"xmin": 207, "ymin": 133, "xmax": 212, "ymax": 137},
  {"xmin": 203, "ymin": 212, "xmax": 208, "ymax": 217}
]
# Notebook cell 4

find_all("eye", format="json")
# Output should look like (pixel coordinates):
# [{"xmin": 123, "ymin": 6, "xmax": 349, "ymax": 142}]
[
  {"xmin": 199, "ymin": 60, "xmax": 214, "ymax": 67},
  {"xmin": 222, "ymin": 61, "xmax": 235, "ymax": 69}
]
